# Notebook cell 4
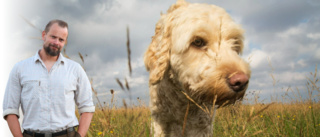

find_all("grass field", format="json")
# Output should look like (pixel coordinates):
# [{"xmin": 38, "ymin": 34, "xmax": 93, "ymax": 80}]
[
  {"xmin": 83, "ymin": 102, "xmax": 319, "ymax": 137},
  {"xmin": 78, "ymin": 66, "xmax": 320, "ymax": 137}
]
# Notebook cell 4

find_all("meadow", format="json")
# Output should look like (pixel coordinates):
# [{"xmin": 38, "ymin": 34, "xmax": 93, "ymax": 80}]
[{"xmin": 82, "ymin": 103, "xmax": 319, "ymax": 137}]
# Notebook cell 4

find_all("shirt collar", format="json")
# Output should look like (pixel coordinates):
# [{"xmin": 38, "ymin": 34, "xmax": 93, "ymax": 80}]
[{"xmin": 33, "ymin": 49, "xmax": 65, "ymax": 64}]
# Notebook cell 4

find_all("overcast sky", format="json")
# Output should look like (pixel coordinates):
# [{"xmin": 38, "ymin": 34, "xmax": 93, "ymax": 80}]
[{"xmin": 1, "ymin": 0, "xmax": 320, "ymax": 135}]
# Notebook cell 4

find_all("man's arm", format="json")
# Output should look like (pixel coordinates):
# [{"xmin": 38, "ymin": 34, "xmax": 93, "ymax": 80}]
[
  {"xmin": 6, "ymin": 115, "xmax": 23, "ymax": 137},
  {"xmin": 3, "ymin": 64, "xmax": 22, "ymax": 137},
  {"xmin": 75, "ymin": 65, "xmax": 95, "ymax": 137},
  {"xmin": 77, "ymin": 112, "xmax": 94, "ymax": 137}
]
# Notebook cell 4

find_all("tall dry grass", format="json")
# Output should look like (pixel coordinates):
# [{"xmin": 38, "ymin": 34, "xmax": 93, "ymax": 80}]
[{"xmin": 87, "ymin": 104, "xmax": 151, "ymax": 137}]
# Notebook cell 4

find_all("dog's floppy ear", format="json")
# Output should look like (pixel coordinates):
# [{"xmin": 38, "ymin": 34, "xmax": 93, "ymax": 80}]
[
  {"xmin": 144, "ymin": 15, "xmax": 171, "ymax": 85},
  {"xmin": 144, "ymin": 1, "xmax": 189, "ymax": 85}
]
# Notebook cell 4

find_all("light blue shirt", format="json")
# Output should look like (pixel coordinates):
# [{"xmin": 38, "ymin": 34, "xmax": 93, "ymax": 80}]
[{"xmin": 3, "ymin": 50, "xmax": 95, "ymax": 132}]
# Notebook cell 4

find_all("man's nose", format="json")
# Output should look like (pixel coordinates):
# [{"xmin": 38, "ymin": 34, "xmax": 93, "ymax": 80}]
[{"xmin": 52, "ymin": 39, "xmax": 60, "ymax": 45}]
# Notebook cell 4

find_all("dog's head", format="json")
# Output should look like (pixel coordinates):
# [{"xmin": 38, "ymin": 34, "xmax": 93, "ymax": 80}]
[{"xmin": 144, "ymin": 0, "xmax": 251, "ymax": 106}]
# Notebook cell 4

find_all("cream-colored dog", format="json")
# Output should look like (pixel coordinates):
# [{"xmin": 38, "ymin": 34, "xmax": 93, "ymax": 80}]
[{"xmin": 144, "ymin": 0, "xmax": 251, "ymax": 136}]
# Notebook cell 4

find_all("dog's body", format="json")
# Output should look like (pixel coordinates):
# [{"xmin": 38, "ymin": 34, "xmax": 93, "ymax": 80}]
[{"xmin": 144, "ymin": 0, "xmax": 251, "ymax": 136}]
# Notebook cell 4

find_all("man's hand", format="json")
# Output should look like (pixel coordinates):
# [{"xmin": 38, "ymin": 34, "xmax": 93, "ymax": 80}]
[{"xmin": 77, "ymin": 112, "xmax": 94, "ymax": 137}]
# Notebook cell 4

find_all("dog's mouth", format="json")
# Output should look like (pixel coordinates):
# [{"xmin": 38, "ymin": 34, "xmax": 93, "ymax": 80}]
[
  {"xmin": 194, "ymin": 91, "xmax": 245, "ymax": 107},
  {"xmin": 183, "ymin": 84, "xmax": 248, "ymax": 106},
  {"xmin": 179, "ymin": 71, "xmax": 250, "ymax": 106}
]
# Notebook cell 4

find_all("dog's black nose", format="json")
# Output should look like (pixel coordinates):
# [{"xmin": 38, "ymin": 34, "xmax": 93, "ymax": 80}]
[{"xmin": 228, "ymin": 72, "xmax": 249, "ymax": 92}]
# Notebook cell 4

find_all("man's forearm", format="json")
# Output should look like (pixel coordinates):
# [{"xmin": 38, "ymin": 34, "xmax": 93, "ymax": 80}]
[
  {"xmin": 6, "ymin": 114, "xmax": 23, "ymax": 137},
  {"xmin": 77, "ymin": 112, "xmax": 94, "ymax": 137}
]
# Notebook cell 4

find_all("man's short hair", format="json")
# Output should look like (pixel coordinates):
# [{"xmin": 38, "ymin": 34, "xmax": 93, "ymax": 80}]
[{"xmin": 44, "ymin": 19, "xmax": 68, "ymax": 33}]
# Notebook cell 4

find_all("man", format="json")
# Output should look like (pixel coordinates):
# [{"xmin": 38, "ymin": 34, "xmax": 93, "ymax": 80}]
[{"xmin": 3, "ymin": 19, "xmax": 95, "ymax": 137}]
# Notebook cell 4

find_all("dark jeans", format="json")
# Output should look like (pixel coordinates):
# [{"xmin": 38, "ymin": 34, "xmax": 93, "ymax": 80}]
[{"xmin": 23, "ymin": 131, "xmax": 81, "ymax": 137}]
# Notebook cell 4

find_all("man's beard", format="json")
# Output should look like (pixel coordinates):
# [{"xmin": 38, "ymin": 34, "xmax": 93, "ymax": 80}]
[{"xmin": 44, "ymin": 43, "xmax": 61, "ymax": 56}]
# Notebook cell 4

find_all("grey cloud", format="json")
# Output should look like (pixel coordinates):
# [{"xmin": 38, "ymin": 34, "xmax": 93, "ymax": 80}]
[
  {"xmin": 243, "ymin": 1, "xmax": 318, "ymax": 31},
  {"xmin": 48, "ymin": 0, "xmax": 118, "ymax": 22}
]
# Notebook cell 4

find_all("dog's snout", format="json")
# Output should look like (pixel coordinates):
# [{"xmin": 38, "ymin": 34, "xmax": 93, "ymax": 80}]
[{"xmin": 228, "ymin": 73, "xmax": 249, "ymax": 92}]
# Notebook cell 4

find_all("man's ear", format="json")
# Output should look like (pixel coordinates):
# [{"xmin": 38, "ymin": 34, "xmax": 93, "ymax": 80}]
[{"xmin": 42, "ymin": 31, "xmax": 46, "ymax": 41}]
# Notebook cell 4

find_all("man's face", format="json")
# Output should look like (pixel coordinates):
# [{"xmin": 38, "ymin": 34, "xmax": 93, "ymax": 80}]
[{"xmin": 42, "ymin": 23, "xmax": 68, "ymax": 56}]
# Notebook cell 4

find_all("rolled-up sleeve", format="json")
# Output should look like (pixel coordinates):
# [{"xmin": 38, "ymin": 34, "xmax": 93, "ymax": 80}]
[
  {"xmin": 3, "ymin": 64, "xmax": 21, "ymax": 119},
  {"xmin": 75, "ymin": 65, "xmax": 95, "ymax": 114}
]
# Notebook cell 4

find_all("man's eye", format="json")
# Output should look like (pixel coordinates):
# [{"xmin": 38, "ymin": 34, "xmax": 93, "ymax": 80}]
[{"xmin": 191, "ymin": 38, "xmax": 206, "ymax": 48}]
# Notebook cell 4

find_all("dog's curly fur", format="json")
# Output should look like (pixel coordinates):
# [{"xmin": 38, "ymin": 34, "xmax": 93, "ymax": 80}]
[{"xmin": 144, "ymin": 0, "xmax": 251, "ymax": 136}]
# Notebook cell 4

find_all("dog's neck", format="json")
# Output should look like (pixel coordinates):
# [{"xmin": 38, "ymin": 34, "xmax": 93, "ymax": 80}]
[{"xmin": 149, "ymin": 72, "xmax": 216, "ymax": 136}]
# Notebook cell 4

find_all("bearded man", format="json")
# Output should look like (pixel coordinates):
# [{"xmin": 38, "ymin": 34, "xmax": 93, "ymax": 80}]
[{"xmin": 3, "ymin": 19, "xmax": 95, "ymax": 137}]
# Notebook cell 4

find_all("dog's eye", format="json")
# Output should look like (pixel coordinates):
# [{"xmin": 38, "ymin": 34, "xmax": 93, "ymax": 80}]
[
  {"xmin": 191, "ymin": 38, "xmax": 206, "ymax": 48},
  {"xmin": 232, "ymin": 46, "xmax": 241, "ymax": 54},
  {"xmin": 234, "ymin": 40, "xmax": 240, "ymax": 45}
]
